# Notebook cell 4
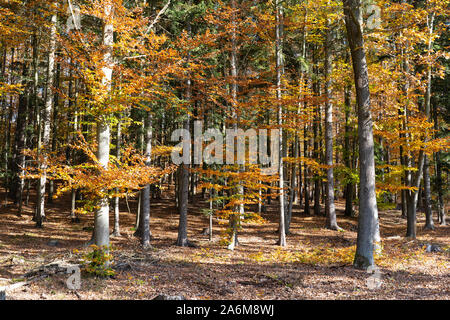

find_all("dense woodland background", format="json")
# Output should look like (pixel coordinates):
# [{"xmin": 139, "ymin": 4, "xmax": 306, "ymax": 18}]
[{"xmin": 0, "ymin": 0, "xmax": 448, "ymax": 300}]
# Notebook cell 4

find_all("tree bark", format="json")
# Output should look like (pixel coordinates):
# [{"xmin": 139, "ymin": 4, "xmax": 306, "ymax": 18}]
[
  {"xmin": 35, "ymin": 7, "xmax": 57, "ymax": 227},
  {"xmin": 112, "ymin": 115, "xmax": 122, "ymax": 237},
  {"xmin": 344, "ymin": 81, "xmax": 354, "ymax": 217},
  {"xmin": 324, "ymin": 7, "xmax": 339, "ymax": 230},
  {"xmin": 434, "ymin": 104, "xmax": 445, "ymax": 225},
  {"xmin": 343, "ymin": 0, "xmax": 379, "ymax": 269},
  {"xmin": 422, "ymin": 12, "xmax": 435, "ymax": 231},
  {"xmin": 140, "ymin": 112, "xmax": 152, "ymax": 248},
  {"xmin": 276, "ymin": 0, "xmax": 286, "ymax": 247},
  {"xmin": 93, "ymin": 4, "xmax": 114, "ymax": 248}
]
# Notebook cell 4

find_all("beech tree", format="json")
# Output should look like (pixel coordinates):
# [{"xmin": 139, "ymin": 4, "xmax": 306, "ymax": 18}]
[{"xmin": 343, "ymin": 0, "xmax": 379, "ymax": 268}]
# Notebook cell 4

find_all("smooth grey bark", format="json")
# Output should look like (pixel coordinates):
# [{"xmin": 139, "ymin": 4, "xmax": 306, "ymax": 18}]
[
  {"xmin": 140, "ymin": 112, "xmax": 152, "ymax": 248},
  {"xmin": 324, "ymin": 9, "xmax": 339, "ymax": 231},
  {"xmin": 177, "ymin": 86, "xmax": 191, "ymax": 247},
  {"xmin": 93, "ymin": 5, "xmax": 114, "ymax": 248},
  {"xmin": 68, "ymin": 65, "xmax": 79, "ymax": 223},
  {"xmin": 227, "ymin": 0, "xmax": 241, "ymax": 250},
  {"xmin": 287, "ymin": 11, "xmax": 307, "ymax": 231},
  {"xmin": 312, "ymin": 45, "xmax": 321, "ymax": 216},
  {"xmin": 422, "ymin": 12, "xmax": 435, "ymax": 231},
  {"xmin": 423, "ymin": 155, "xmax": 434, "ymax": 230},
  {"xmin": 48, "ymin": 52, "xmax": 61, "ymax": 204},
  {"xmin": 36, "ymin": 9, "xmax": 57, "ymax": 227},
  {"xmin": 276, "ymin": 0, "xmax": 286, "ymax": 247},
  {"xmin": 343, "ymin": 0, "xmax": 379, "ymax": 269}
]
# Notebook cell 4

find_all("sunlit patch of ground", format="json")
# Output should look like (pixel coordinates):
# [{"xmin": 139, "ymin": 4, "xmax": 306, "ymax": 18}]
[{"xmin": 0, "ymin": 185, "xmax": 448, "ymax": 300}]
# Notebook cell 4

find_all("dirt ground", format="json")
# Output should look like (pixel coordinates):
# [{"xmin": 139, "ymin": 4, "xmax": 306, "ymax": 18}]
[{"xmin": 0, "ymin": 185, "xmax": 448, "ymax": 300}]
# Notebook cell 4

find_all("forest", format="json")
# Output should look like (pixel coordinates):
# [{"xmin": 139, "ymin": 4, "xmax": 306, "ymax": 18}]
[{"xmin": 0, "ymin": 0, "xmax": 448, "ymax": 301}]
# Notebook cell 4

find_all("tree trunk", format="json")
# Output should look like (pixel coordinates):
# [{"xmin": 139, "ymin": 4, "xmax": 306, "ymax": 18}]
[
  {"xmin": 93, "ymin": 5, "xmax": 114, "ymax": 248},
  {"xmin": 227, "ymin": 0, "xmax": 241, "ymax": 250},
  {"xmin": 140, "ymin": 112, "xmax": 152, "ymax": 248},
  {"xmin": 324, "ymin": 7, "xmax": 339, "ymax": 231},
  {"xmin": 11, "ymin": 49, "xmax": 28, "ymax": 209},
  {"xmin": 35, "ymin": 8, "xmax": 57, "ymax": 227},
  {"xmin": 112, "ymin": 115, "xmax": 122, "ymax": 237},
  {"xmin": 423, "ymin": 155, "xmax": 434, "ymax": 230},
  {"xmin": 177, "ymin": 87, "xmax": 191, "ymax": 247},
  {"xmin": 434, "ymin": 104, "xmax": 445, "ymax": 225},
  {"xmin": 304, "ymin": 125, "xmax": 310, "ymax": 215},
  {"xmin": 343, "ymin": 0, "xmax": 379, "ymax": 269},
  {"xmin": 275, "ymin": 0, "xmax": 286, "ymax": 247},
  {"xmin": 312, "ymin": 45, "xmax": 321, "ymax": 216},
  {"xmin": 422, "ymin": 12, "xmax": 435, "ymax": 231},
  {"xmin": 405, "ymin": 12, "xmax": 434, "ymax": 238},
  {"xmin": 344, "ymin": 81, "xmax": 354, "ymax": 217}
]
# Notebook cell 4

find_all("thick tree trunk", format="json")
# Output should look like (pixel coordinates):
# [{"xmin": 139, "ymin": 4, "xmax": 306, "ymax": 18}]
[
  {"xmin": 343, "ymin": 0, "xmax": 379, "ymax": 269},
  {"xmin": 93, "ymin": 5, "xmax": 114, "ymax": 248}
]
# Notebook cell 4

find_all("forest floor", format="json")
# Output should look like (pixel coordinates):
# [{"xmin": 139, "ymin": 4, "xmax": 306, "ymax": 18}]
[{"xmin": 0, "ymin": 185, "xmax": 448, "ymax": 300}]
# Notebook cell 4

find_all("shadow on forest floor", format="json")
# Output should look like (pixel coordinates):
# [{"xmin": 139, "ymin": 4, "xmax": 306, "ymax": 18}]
[{"xmin": 0, "ymin": 185, "xmax": 448, "ymax": 300}]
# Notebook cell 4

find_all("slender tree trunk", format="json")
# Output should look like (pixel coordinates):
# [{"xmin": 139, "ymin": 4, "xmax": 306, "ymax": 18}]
[
  {"xmin": 434, "ymin": 104, "xmax": 445, "ymax": 225},
  {"xmin": 324, "ymin": 8, "xmax": 339, "ymax": 230},
  {"xmin": 112, "ymin": 116, "xmax": 122, "ymax": 237},
  {"xmin": 344, "ymin": 81, "xmax": 354, "ymax": 217},
  {"xmin": 304, "ymin": 125, "xmax": 310, "ymax": 215},
  {"xmin": 422, "ymin": 12, "xmax": 435, "ymax": 231},
  {"xmin": 343, "ymin": 0, "xmax": 379, "ymax": 269},
  {"xmin": 35, "ymin": 8, "xmax": 57, "ymax": 227},
  {"xmin": 227, "ymin": 0, "xmax": 241, "ymax": 250},
  {"xmin": 423, "ymin": 155, "xmax": 434, "ymax": 230},
  {"xmin": 177, "ymin": 82, "xmax": 191, "ymax": 246},
  {"xmin": 2, "ymin": 48, "xmax": 13, "ymax": 206},
  {"xmin": 275, "ymin": 0, "xmax": 286, "ymax": 247},
  {"xmin": 405, "ymin": 13, "xmax": 434, "ymax": 238},
  {"xmin": 11, "ymin": 49, "xmax": 28, "ymax": 208},
  {"xmin": 140, "ymin": 112, "xmax": 152, "ymax": 248},
  {"xmin": 312, "ymin": 45, "xmax": 321, "ymax": 216}
]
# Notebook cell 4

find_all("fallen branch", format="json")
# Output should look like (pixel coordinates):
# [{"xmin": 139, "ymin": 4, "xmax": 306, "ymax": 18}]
[{"xmin": 0, "ymin": 274, "xmax": 48, "ymax": 295}]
